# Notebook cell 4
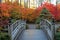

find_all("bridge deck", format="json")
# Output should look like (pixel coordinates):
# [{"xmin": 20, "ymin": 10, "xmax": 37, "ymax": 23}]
[{"xmin": 18, "ymin": 29, "xmax": 48, "ymax": 40}]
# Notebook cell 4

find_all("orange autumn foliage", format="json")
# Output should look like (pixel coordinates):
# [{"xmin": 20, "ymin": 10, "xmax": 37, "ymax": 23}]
[
  {"xmin": 42, "ymin": 2, "xmax": 57, "ymax": 19},
  {"xmin": 0, "ymin": 3, "xmax": 12, "ymax": 17},
  {"xmin": 42, "ymin": 2, "xmax": 60, "ymax": 20},
  {"xmin": 0, "ymin": 1, "xmax": 36, "ymax": 22},
  {"xmin": 20, "ymin": 8, "xmax": 35, "ymax": 21},
  {"xmin": 1, "ymin": 1, "xmax": 60, "ymax": 23},
  {"xmin": 56, "ymin": 4, "xmax": 60, "ymax": 20},
  {"xmin": 35, "ymin": 2, "xmax": 60, "ymax": 21}
]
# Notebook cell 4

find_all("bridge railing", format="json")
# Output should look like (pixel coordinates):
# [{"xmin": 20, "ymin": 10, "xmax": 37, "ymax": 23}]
[
  {"xmin": 8, "ymin": 20, "xmax": 26, "ymax": 40},
  {"xmin": 40, "ymin": 19, "xmax": 54, "ymax": 40}
]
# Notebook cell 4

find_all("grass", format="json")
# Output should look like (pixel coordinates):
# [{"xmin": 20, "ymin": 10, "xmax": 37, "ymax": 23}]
[
  {"xmin": 55, "ymin": 32, "xmax": 60, "ymax": 40},
  {"xmin": 0, "ymin": 32, "xmax": 10, "ymax": 40}
]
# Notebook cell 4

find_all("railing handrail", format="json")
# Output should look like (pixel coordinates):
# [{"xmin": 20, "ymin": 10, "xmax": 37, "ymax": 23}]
[
  {"xmin": 40, "ymin": 19, "xmax": 54, "ymax": 40},
  {"xmin": 10, "ymin": 20, "xmax": 20, "ymax": 26},
  {"xmin": 43, "ymin": 19, "xmax": 52, "ymax": 25},
  {"xmin": 8, "ymin": 20, "xmax": 26, "ymax": 40}
]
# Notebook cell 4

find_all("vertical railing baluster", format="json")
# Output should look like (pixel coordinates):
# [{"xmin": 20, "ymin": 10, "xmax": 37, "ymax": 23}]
[
  {"xmin": 8, "ymin": 20, "xmax": 26, "ymax": 40},
  {"xmin": 40, "ymin": 19, "xmax": 54, "ymax": 40}
]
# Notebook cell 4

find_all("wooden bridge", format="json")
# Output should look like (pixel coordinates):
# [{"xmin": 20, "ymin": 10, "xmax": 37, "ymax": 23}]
[{"xmin": 8, "ymin": 19, "xmax": 55, "ymax": 40}]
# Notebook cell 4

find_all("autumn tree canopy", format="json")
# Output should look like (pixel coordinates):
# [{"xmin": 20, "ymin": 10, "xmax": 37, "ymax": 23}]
[
  {"xmin": 35, "ymin": 2, "xmax": 60, "ymax": 20},
  {"xmin": 0, "ymin": 2, "xmax": 60, "ymax": 27}
]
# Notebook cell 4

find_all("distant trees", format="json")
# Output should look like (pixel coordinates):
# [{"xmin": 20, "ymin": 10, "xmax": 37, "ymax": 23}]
[{"xmin": 0, "ymin": 0, "xmax": 60, "ymax": 27}]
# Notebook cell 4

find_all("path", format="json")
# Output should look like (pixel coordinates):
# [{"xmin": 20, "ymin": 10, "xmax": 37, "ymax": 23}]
[
  {"xmin": 18, "ymin": 29, "xmax": 48, "ymax": 40},
  {"xmin": 27, "ymin": 24, "xmax": 38, "ymax": 29}
]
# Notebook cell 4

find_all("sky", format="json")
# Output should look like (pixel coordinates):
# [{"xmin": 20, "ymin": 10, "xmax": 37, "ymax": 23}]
[
  {"xmin": 51, "ymin": 0, "xmax": 56, "ymax": 5},
  {"xmin": 24, "ymin": 0, "xmax": 57, "ymax": 5},
  {"xmin": 1, "ymin": 0, "xmax": 57, "ymax": 5},
  {"xmin": 2, "ymin": 0, "xmax": 60, "ymax": 9}
]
